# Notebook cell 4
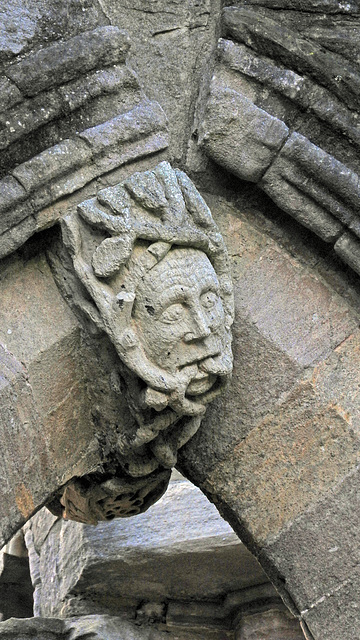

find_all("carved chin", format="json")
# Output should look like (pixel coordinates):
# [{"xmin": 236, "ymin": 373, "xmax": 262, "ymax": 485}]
[{"xmin": 186, "ymin": 371, "xmax": 217, "ymax": 397}]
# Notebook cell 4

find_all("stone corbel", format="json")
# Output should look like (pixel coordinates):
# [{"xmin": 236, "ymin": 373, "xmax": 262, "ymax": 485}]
[{"xmin": 47, "ymin": 161, "xmax": 234, "ymax": 524}]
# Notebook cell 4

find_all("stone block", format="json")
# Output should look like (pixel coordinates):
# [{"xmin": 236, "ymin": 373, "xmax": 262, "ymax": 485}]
[
  {"xmin": 223, "ymin": 6, "xmax": 360, "ymax": 111},
  {"xmin": 79, "ymin": 100, "xmax": 168, "ymax": 153},
  {"xmin": 217, "ymin": 37, "xmax": 360, "ymax": 152},
  {"xmin": 334, "ymin": 232, "xmax": 360, "ymax": 276},
  {"xmin": 266, "ymin": 465, "xmax": 360, "ymax": 616},
  {"xmin": 232, "ymin": 244, "xmax": 357, "ymax": 368},
  {"xmin": 0, "ymin": 176, "xmax": 27, "ymax": 214},
  {"xmin": 236, "ymin": 608, "xmax": 304, "ymax": 639},
  {"xmin": 199, "ymin": 85, "xmax": 289, "ymax": 182},
  {"xmin": 0, "ymin": 216, "xmax": 36, "ymax": 260},
  {"xmin": 0, "ymin": 254, "xmax": 119, "ymax": 545},
  {"xmin": 91, "ymin": 132, "xmax": 169, "ymax": 176},
  {"xmin": 0, "ymin": 91, "xmax": 63, "ymax": 151},
  {"xmin": 302, "ymin": 565, "xmax": 360, "ymax": 640},
  {"xmin": 59, "ymin": 65, "xmax": 139, "ymax": 113},
  {"xmin": 261, "ymin": 141, "xmax": 345, "ymax": 243},
  {"xmin": 5, "ymin": 27, "xmax": 131, "ymax": 97},
  {"xmin": 0, "ymin": 344, "xmax": 49, "ymax": 545},
  {"xmin": 202, "ymin": 375, "xmax": 360, "ymax": 545},
  {"xmin": 0, "ymin": 76, "xmax": 22, "ymax": 113},
  {"xmin": 12, "ymin": 139, "xmax": 92, "ymax": 193},
  {"xmin": 0, "ymin": 176, "xmax": 30, "ymax": 236}
]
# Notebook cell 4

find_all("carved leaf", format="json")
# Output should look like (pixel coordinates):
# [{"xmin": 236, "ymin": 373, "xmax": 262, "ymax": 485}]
[
  {"xmin": 92, "ymin": 235, "xmax": 133, "ymax": 277},
  {"xmin": 124, "ymin": 170, "xmax": 168, "ymax": 216}
]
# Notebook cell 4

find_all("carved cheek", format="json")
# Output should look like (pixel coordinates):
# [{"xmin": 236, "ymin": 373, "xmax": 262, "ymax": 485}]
[{"xmin": 206, "ymin": 299, "xmax": 225, "ymax": 330}]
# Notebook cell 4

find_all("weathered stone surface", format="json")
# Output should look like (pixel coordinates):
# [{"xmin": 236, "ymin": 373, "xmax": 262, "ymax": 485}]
[
  {"xmin": 0, "ymin": 76, "xmax": 22, "ymax": 113},
  {"xmin": 5, "ymin": 27, "xmax": 131, "ymax": 97},
  {"xmin": 268, "ymin": 133, "xmax": 360, "ymax": 216},
  {"xmin": 0, "ymin": 216, "xmax": 36, "ymax": 260},
  {"xmin": 199, "ymin": 85, "xmax": 289, "ymax": 182},
  {"xmin": 0, "ymin": 617, "xmax": 64, "ymax": 638},
  {"xmin": 99, "ymin": 0, "xmax": 221, "ymax": 164},
  {"xmin": 0, "ymin": 176, "xmax": 26, "ymax": 212},
  {"xmin": 12, "ymin": 139, "xmax": 92, "ymax": 193},
  {"xmin": 196, "ymin": 6, "xmax": 360, "ymax": 284},
  {"xmin": 223, "ymin": 6, "xmax": 360, "ymax": 111},
  {"xmin": 46, "ymin": 163, "xmax": 233, "ymax": 522},
  {"xmin": 265, "ymin": 466, "xmax": 360, "ymax": 617},
  {"xmin": 58, "ymin": 65, "xmax": 139, "ymax": 112},
  {"xmin": 0, "ymin": 252, "xmax": 134, "ymax": 546},
  {"xmin": 334, "ymin": 232, "xmax": 360, "ymax": 276},
  {"xmin": 0, "ymin": 0, "xmax": 107, "ymax": 63},
  {"xmin": 236, "ymin": 609, "xmax": 304, "ymax": 639},
  {"xmin": 0, "ymin": 176, "xmax": 29, "ymax": 235},
  {"xmin": 302, "ymin": 566, "xmax": 360, "ymax": 640},
  {"xmin": 217, "ymin": 38, "xmax": 360, "ymax": 150}
]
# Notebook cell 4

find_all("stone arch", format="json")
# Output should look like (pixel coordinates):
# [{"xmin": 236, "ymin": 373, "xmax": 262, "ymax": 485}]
[{"xmin": 0, "ymin": 2, "xmax": 359, "ymax": 639}]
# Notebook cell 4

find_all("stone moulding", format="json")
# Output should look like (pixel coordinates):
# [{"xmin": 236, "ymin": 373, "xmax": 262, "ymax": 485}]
[
  {"xmin": 198, "ymin": 4, "xmax": 360, "ymax": 278},
  {"xmin": 48, "ymin": 161, "xmax": 234, "ymax": 524}
]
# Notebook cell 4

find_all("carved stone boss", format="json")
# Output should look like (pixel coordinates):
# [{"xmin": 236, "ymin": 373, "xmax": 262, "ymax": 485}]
[{"xmin": 49, "ymin": 162, "xmax": 234, "ymax": 524}]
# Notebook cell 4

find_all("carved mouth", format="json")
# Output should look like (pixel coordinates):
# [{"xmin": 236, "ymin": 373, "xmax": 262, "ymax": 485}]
[{"xmin": 186, "ymin": 371, "xmax": 217, "ymax": 396}]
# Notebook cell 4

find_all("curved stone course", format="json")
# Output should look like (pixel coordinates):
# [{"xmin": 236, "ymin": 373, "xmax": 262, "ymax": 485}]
[
  {"xmin": 0, "ymin": 20, "xmax": 169, "ymax": 260},
  {"xmin": 199, "ymin": 2, "xmax": 360, "ymax": 278}
]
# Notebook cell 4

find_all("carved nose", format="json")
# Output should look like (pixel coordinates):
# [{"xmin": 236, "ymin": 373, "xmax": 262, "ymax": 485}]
[{"xmin": 184, "ymin": 308, "xmax": 211, "ymax": 342}]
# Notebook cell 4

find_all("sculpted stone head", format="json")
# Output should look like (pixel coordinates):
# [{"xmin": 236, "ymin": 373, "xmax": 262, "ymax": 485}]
[{"xmin": 50, "ymin": 162, "xmax": 233, "ymax": 523}]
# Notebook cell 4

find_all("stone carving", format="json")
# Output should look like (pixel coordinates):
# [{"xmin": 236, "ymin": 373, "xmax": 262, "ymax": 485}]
[{"xmin": 49, "ymin": 161, "xmax": 233, "ymax": 523}]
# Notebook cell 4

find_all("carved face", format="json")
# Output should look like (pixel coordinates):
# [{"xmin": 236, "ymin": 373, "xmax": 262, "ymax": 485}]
[{"xmin": 132, "ymin": 247, "xmax": 225, "ymax": 396}]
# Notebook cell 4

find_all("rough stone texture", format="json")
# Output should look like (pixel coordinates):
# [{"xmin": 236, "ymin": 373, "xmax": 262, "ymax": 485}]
[
  {"xmin": 0, "ymin": 617, "xmax": 64, "ymax": 639},
  {"xmin": 198, "ymin": 85, "xmax": 289, "ymax": 182},
  {"xmin": 197, "ymin": 2, "xmax": 360, "ymax": 282},
  {"xmin": 335, "ymin": 232, "xmax": 360, "ymax": 276},
  {"xmin": 223, "ymin": 5, "xmax": 360, "ymax": 111},
  {"xmin": 236, "ymin": 609, "xmax": 304, "ymax": 639},
  {"xmin": 177, "ymin": 192, "xmax": 360, "ymax": 638},
  {"xmin": 0, "ymin": 5, "xmax": 169, "ymax": 257},
  {"xmin": 0, "ymin": 0, "xmax": 108, "ymax": 62},
  {"xmin": 0, "ymin": 251, "xmax": 137, "ymax": 547},
  {"xmin": 5, "ymin": 27, "xmax": 130, "ymax": 97},
  {"xmin": 99, "ymin": 0, "xmax": 222, "ymax": 164}
]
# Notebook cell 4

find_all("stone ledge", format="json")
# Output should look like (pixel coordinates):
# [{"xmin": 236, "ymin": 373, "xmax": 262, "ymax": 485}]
[
  {"xmin": 223, "ymin": 6, "xmax": 360, "ymax": 111},
  {"xmin": 0, "ymin": 100, "xmax": 169, "ymax": 259},
  {"xmin": 4, "ymin": 27, "xmax": 131, "ymax": 98},
  {"xmin": 0, "ymin": 66, "xmax": 140, "ymax": 153},
  {"xmin": 218, "ymin": 38, "xmax": 360, "ymax": 148}
]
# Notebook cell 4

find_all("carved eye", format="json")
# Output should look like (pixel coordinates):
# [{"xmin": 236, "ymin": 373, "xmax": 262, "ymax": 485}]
[
  {"xmin": 200, "ymin": 290, "xmax": 219, "ymax": 310},
  {"xmin": 159, "ymin": 303, "xmax": 186, "ymax": 324}
]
